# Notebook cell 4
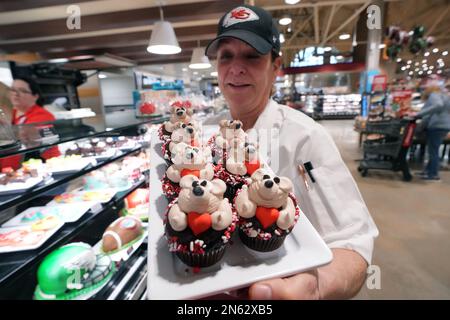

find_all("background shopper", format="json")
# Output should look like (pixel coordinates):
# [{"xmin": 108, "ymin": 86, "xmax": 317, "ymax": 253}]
[{"xmin": 415, "ymin": 86, "xmax": 450, "ymax": 181}]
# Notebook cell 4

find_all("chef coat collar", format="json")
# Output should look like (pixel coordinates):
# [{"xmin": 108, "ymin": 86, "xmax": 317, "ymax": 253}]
[{"xmin": 250, "ymin": 98, "xmax": 283, "ymax": 132}]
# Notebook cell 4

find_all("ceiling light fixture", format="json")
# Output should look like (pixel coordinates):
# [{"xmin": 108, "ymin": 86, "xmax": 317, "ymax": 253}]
[
  {"xmin": 189, "ymin": 42, "xmax": 211, "ymax": 69},
  {"xmin": 147, "ymin": 7, "xmax": 181, "ymax": 55},
  {"xmin": 285, "ymin": 0, "xmax": 301, "ymax": 4},
  {"xmin": 339, "ymin": 33, "xmax": 351, "ymax": 40},
  {"xmin": 443, "ymin": 51, "xmax": 448, "ymax": 56},
  {"xmin": 432, "ymin": 48, "xmax": 439, "ymax": 53},
  {"xmin": 48, "ymin": 58, "xmax": 69, "ymax": 64},
  {"xmin": 279, "ymin": 15, "xmax": 292, "ymax": 26},
  {"xmin": 210, "ymin": 71, "xmax": 218, "ymax": 77},
  {"xmin": 424, "ymin": 52, "xmax": 430, "ymax": 57},
  {"xmin": 279, "ymin": 34, "xmax": 285, "ymax": 44}
]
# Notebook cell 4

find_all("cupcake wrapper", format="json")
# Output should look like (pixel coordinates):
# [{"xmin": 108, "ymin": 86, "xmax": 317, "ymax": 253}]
[
  {"xmin": 224, "ymin": 182, "xmax": 244, "ymax": 203},
  {"xmin": 207, "ymin": 136, "xmax": 227, "ymax": 165},
  {"xmin": 239, "ymin": 229, "xmax": 286, "ymax": 252},
  {"xmin": 158, "ymin": 125, "xmax": 171, "ymax": 142},
  {"xmin": 161, "ymin": 141, "xmax": 173, "ymax": 166},
  {"xmin": 175, "ymin": 245, "xmax": 227, "ymax": 268},
  {"xmin": 161, "ymin": 176, "xmax": 181, "ymax": 201}
]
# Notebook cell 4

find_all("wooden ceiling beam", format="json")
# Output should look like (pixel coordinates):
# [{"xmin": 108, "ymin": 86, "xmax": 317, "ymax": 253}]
[
  {"xmin": 39, "ymin": 39, "xmax": 213, "ymax": 60},
  {"xmin": 0, "ymin": 0, "xmax": 92, "ymax": 12},
  {"xmin": 0, "ymin": 25, "xmax": 217, "ymax": 54},
  {"xmin": 0, "ymin": 0, "xmax": 240, "ymax": 41},
  {"xmin": 137, "ymin": 56, "xmax": 192, "ymax": 65}
]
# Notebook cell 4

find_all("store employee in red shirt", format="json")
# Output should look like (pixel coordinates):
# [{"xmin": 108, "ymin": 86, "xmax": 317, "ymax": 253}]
[{"xmin": 0, "ymin": 77, "xmax": 60, "ymax": 169}]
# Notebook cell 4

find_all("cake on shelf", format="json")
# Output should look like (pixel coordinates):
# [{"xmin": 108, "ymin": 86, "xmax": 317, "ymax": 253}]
[
  {"xmin": 34, "ymin": 242, "xmax": 115, "ymax": 300},
  {"xmin": 121, "ymin": 188, "xmax": 150, "ymax": 222},
  {"xmin": 101, "ymin": 216, "xmax": 144, "ymax": 255}
]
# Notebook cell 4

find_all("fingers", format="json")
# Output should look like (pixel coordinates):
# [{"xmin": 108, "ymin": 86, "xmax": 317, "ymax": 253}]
[{"xmin": 249, "ymin": 272, "xmax": 320, "ymax": 300}]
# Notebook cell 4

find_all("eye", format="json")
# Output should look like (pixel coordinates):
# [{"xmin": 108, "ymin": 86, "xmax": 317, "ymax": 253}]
[
  {"xmin": 244, "ymin": 142, "xmax": 249, "ymax": 147},
  {"xmin": 182, "ymin": 124, "xmax": 186, "ymax": 128},
  {"xmin": 247, "ymin": 53, "xmax": 261, "ymax": 60},
  {"xmin": 192, "ymin": 181, "xmax": 199, "ymax": 187},
  {"xmin": 274, "ymin": 177, "xmax": 280, "ymax": 184},
  {"xmin": 200, "ymin": 181, "xmax": 207, "ymax": 187},
  {"xmin": 263, "ymin": 175, "xmax": 270, "ymax": 180},
  {"xmin": 219, "ymin": 51, "xmax": 233, "ymax": 61}
]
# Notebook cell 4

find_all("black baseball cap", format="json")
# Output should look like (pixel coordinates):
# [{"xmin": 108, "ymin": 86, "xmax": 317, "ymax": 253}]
[{"xmin": 205, "ymin": 5, "xmax": 280, "ymax": 57}]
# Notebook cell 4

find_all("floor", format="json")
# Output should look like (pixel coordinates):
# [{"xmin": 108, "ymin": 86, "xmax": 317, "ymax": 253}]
[{"xmin": 319, "ymin": 120, "xmax": 450, "ymax": 300}]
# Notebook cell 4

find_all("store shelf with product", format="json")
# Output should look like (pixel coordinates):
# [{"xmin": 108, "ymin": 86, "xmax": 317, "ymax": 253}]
[
  {"xmin": 284, "ymin": 93, "xmax": 361, "ymax": 120},
  {"xmin": 0, "ymin": 120, "xmax": 159, "ymax": 300}
]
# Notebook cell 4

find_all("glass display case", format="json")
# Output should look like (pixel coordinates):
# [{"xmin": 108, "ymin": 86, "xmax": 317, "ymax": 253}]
[{"xmin": 0, "ymin": 117, "xmax": 166, "ymax": 299}]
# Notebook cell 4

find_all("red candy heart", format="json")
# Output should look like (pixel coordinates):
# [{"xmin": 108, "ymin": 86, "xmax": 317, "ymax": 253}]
[
  {"xmin": 244, "ymin": 160, "xmax": 261, "ymax": 176},
  {"xmin": 181, "ymin": 169, "xmax": 200, "ymax": 178},
  {"xmin": 255, "ymin": 207, "xmax": 279, "ymax": 229},
  {"xmin": 188, "ymin": 212, "xmax": 212, "ymax": 236}
]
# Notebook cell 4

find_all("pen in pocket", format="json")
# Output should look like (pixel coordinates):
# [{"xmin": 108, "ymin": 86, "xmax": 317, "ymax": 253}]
[
  {"xmin": 297, "ymin": 164, "xmax": 310, "ymax": 191},
  {"xmin": 303, "ymin": 161, "xmax": 316, "ymax": 183}
]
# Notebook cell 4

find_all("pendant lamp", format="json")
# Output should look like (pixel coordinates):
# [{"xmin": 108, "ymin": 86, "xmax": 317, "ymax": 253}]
[
  {"xmin": 147, "ymin": 7, "xmax": 181, "ymax": 55},
  {"xmin": 189, "ymin": 41, "xmax": 211, "ymax": 69}
]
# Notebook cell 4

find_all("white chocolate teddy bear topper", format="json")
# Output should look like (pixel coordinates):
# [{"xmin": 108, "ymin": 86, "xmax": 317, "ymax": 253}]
[
  {"xmin": 215, "ymin": 120, "xmax": 247, "ymax": 150},
  {"xmin": 164, "ymin": 103, "xmax": 196, "ymax": 133},
  {"xmin": 235, "ymin": 168, "xmax": 296, "ymax": 230},
  {"xmin": 169, "ymin": 122, "xmax": 200, "ymax": 154},
  {"xmin": 168, "ymin": 175, "xmax": 233, "ymax": 236},
  {"xmin": 166, "ymin": 143, "xmax": 214, "ymax": 183},
  {"xmin": 226, "ymin": 140, "xmax": 260, "ymax": 176}
]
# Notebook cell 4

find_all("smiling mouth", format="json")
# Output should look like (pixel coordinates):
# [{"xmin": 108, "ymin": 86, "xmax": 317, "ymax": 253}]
[{"xmin": 228, "ymin": 83, "xmax": 251, "ymax": 88}]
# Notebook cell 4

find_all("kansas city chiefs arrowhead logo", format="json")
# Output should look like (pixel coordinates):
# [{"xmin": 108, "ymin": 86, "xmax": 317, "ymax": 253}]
[{"xmin": 223, "ymin": 7, "xmax": 260, "ymax": 28}]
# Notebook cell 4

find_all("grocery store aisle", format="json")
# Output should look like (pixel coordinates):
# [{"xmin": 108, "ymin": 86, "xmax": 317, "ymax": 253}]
[{"xmin": 319, "ymin": 120, "xmax": 450, "ymax": 299}]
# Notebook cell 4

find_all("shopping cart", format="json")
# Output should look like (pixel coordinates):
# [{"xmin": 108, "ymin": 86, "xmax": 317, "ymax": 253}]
[{"xmin": 357, "ymin": 118, "xmax": 417, "ymax": 181}]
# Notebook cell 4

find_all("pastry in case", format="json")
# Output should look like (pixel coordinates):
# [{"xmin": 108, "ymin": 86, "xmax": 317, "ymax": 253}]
[
  {"xmin": 101, "ymin": 216, "xmax": 144, "ymax": 255},
  {"xmin": 121, "ymin": 188, "xmax": 150, "ymax": 222},
  {"xmin": 34, "ymin": 242, "xmax": 115, "ymax": 300}
]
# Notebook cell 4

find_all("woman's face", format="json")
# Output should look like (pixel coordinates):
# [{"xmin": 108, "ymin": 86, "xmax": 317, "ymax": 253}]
[
  {"xmin": 9, "ymin": 79, "xmax": 38, "ymax": 112},
  {"xmin": 217, "ymin": 38, "xmax": 281, "ymax": 112}
]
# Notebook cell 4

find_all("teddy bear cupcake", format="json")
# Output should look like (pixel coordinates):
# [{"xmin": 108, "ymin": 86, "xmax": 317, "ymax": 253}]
[
  {"xmin": 165, "ymin": 175, "xmax": 237, "ymax": 268},
  {"xmin": 234, "ymin": 168, "xmax": 300, "ymax": 252},
  {"xmin": 159, "ymin": 100, "xmax": 196, "ymax": 141},
  {"xmin": 207, "ymin": 120, "xmax": 246, "ymax": 165},
  {"xmin": 161, "ymin": 122, "xmax": 201, "ymax": 165},
  {"xmin": 215, "ymin": 139, "xmax": 261, "ymax": 201},
  {"xmin": 161, "ymin": 143, "xmax": 215, "ymax": 201}
]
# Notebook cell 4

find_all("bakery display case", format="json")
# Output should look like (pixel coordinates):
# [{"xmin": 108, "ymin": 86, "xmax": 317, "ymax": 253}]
[{"xmin": 0, "ymin": 118, "xmax": 165, "ymax": 300}]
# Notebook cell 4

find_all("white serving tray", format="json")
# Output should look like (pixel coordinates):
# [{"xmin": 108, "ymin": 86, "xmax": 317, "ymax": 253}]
[
  {"xmin": 147, "ymin": 127, "xmax": 333, "ymax": 300},
  {"xmin": 45, "ymin": 157, "xmax": 95, "ymax": 175},
  {"xmin": 0, "ymin": 221, "xmax": 64, "ymax": 254},
  {"xmin": 0, "ymin": 176, "xmax": 44, "ymax": 196},
  {"xmin": 2, "ymin": 202, "xmax": 98, "ymax": 227},
  {"xmin": 46, "ymin": 188, "xmax": 117, "ymax": 205}
]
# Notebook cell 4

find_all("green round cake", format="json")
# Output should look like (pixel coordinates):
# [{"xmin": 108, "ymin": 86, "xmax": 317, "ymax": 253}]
[{"xmin": 34, "ymin": 242, "xmax": 115, "ymax": 300}]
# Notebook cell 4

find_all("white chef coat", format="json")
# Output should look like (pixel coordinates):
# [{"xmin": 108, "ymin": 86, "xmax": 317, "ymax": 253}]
[{"xmin": 204, "ymin": 99, "xmax": 379, "ymax": 264}]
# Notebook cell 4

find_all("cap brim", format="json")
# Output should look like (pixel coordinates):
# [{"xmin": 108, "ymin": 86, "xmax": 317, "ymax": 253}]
[{"xmin": 205, "ymin": 29, "xmax": 272, "ymax": 57}]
